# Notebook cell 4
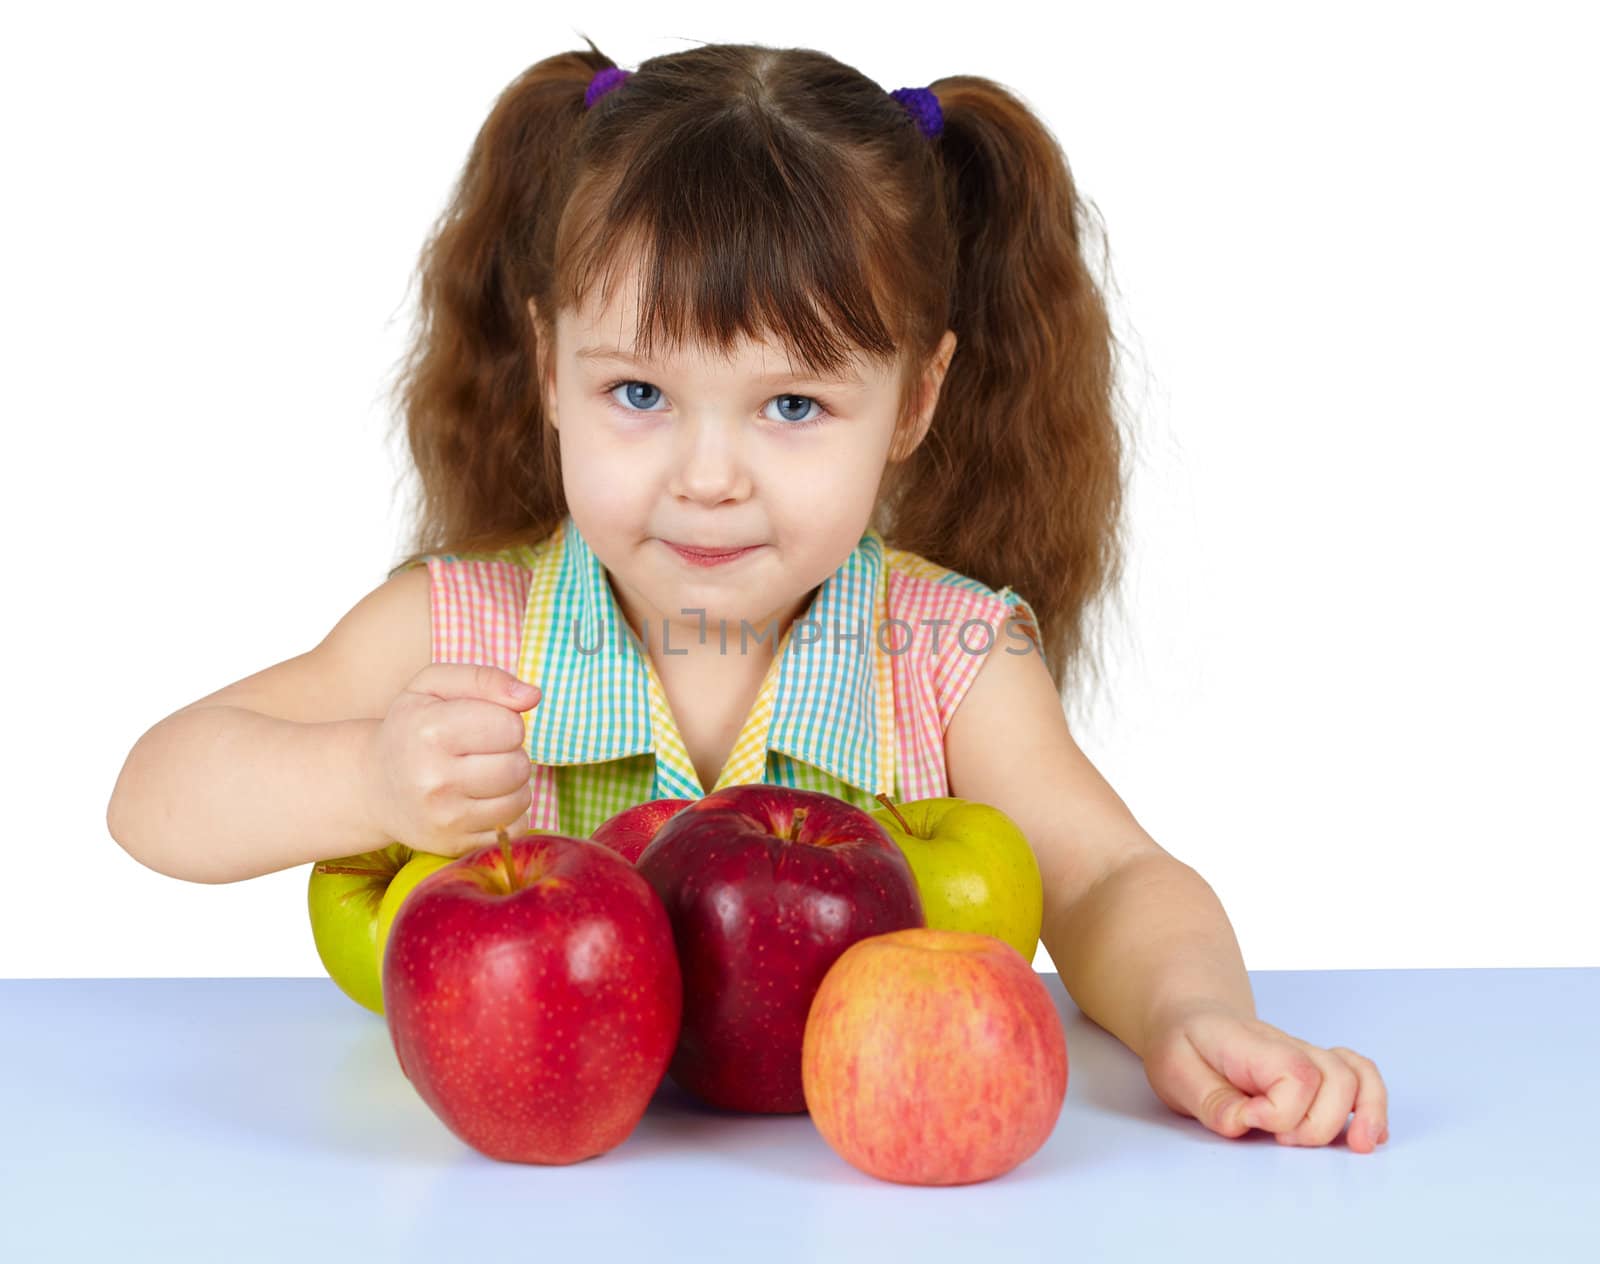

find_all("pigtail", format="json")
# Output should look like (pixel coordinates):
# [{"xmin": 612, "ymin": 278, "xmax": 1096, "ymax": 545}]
[
  {"xmin": 877, "ymin": 75, "xmax": 1131, "ymax": 706},
  {"xmin": 384, "ymin": 38, "xmax": 616, "ymax": 578}
]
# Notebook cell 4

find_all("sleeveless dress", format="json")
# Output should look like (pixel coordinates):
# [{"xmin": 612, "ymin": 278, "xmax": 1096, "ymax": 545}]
[{"xmin": 397, "ymin": 514, "xmax": 1043, "ymax": 838}]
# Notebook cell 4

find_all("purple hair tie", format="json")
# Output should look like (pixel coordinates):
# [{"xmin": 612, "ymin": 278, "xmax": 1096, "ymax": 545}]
[
  {"xmin": 584, "ymin": 66, "xmax": 632, "ymax": 110},
  {"xmin": 890, "ymin": 86, "xmax": 943, "ymax": 139}
]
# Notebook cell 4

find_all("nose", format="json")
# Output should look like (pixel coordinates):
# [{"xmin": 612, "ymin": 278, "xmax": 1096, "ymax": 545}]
[{"xmin": 668, "ymin": 413, "xmax": 753, "ymax": 505}]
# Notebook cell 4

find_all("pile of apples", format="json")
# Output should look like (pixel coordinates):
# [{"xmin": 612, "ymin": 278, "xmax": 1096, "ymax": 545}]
[{"xmin": 307, "ymin": 785, "xmax": 1068, "ymax": 1185}]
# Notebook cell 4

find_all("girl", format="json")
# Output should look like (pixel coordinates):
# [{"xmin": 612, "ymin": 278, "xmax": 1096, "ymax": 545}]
[{"xmin": 107, "ymin": 40, "xmax": 1388, "ymax": 1154}]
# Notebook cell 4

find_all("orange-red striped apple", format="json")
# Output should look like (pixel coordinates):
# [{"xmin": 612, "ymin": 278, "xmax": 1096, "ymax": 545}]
[{"xmin": 801, "ymin": 927, "xmax": 1067, "ymax": 1185}]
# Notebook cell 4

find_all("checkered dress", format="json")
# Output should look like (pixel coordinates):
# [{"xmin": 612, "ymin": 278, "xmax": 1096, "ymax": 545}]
[{"xmin": 399, "ymin": 515, "xmax": 1042, "ymax": 836}]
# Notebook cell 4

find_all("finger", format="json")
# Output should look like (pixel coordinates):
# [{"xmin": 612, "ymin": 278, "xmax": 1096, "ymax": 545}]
[
  {"xmin": 1144, "ymin": 1023, "xmax": 1258, "ymax": 1138},
  {"xmin": 414, "ymin": 662, "xmax": 542, "ymax": 711},
  {"xmin": 1328, "ymin": 1047, "xmax": 1389, "ymax": 1150},
  {"xmin": 1182, "ymin": 1012, "xmax": 1322, "ymax": 1135},
  {"xmin": 1272, "ymin": 1045, "xmax": 1359, "ymax": 1147},
  {"xmin": 435, "ymin": 698, "xmax": 534, "ymax": 756},
  {"xmin": 455, "ymin": 749, "xmax": 536, "ymax": 801},
  {"xmin": 456, "ymin": 786, "xmax": 533, "ymax": 845},
  {"xmin": 504, "ymin": 802, "xmax": 534, "ymax": 840}
]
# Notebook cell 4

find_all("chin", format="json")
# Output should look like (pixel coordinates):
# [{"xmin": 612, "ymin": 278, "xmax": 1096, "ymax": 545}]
[{"xmin": 674, "ymin": 581, "xmax": 786, "ymax": 639}]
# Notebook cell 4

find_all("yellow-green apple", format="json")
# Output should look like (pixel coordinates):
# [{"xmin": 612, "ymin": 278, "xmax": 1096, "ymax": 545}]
[
  {"xmin": 306, "ymin": 843, "xmax": 418, "ymax": 1015},
  {"xmin": 801, "ymin": 926, "xmax": 1068, "ymax": 1184},
  {"xmin": 591, "ymin": 798, "xmax": 694, "ymax": 863},
  {"xmin": 867, "ymin": 794, "xmax": 1043, "ymax": 962},
  {"xmin": 383, "ymin": 829, "xmax": 682, "ymax": 1164},
  {"xmin": 634, "ymin": 784, "xmax": 924, "ymax": 1114},
  {"xmin": 374, "ymin": 850, "xmax": 457, "ymax": 975}
]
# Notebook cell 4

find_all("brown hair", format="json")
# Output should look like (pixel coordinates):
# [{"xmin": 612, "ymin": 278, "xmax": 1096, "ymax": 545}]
[{"xmin": 385, "ymin": 38, "xmax": 1134, "ymax": 707}]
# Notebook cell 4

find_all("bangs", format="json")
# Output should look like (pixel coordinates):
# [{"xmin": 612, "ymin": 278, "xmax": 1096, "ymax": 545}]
[{"xmin": 551, "ymin": 114, "xmax": 910, "ymax": 380}]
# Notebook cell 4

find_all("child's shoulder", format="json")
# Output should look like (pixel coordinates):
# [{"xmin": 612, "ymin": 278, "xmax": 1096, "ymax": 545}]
[
  {"xmin": 878, "ymin": 538, "xmax": 1042, "ymax": 654},
  {"xmin": 387, "ymin": 526, "xmax": 566, "ymax": 668},
  {"xmin": 399, "ymin": 542, "xmax": 549, "ymax": 571},
  {"xmin": 390, "ymin": 525, "xmax": 563, "ymax": 579}
]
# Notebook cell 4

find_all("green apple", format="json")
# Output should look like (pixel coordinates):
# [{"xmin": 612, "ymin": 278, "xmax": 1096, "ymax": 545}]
[
  {"xmin": 374, "ymin": 849, "xmax": 458, "ymax": 974},
  {"xmin": 307, "ymin": 842, "xmax": 461, "ymax": 1014},
  {"xmin": 307, "ymin": 843, "xmax": 416, "ymax": 1015},
  {"xmin": 867, "ymin": 795, "xmax": 1044, "ymax": 962}
]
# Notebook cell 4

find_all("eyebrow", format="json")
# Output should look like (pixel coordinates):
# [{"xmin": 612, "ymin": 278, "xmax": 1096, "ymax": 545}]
[{"xmin": 576, "ymin": 346, "xmax": 865, "ymax": 387}]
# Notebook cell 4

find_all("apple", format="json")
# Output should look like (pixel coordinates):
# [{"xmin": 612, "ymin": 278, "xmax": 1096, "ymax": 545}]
[
  {"xmin": 383, "ymin": 829, "xmax": 682, "ymax": 1164},
  {"xmin": 374, "ymin": 849, "xmax": 457, "ymax": 974},
  {"xmin": 308, "ymin": 836, "xmax": 553, "ymax": 1016},
  {"xmin": 307, "ymin": 842, "xmax": 419, "ymax": 1015},
  {"xmin": 802, "ymin": 926, "xmax": 1068, "ymax": 1185},
  {"xmin": 375, "ymin": 836, "xmax": 561, "ymax": 985},
  {"xmin": 591, "ymin": 798, "xmax": 695, "ymax": 864},
  {"xmin": 868, "ymin": 794, "xmax": 1043, "ymax": 963},
  {"xmin": 634, "ymin": 783, "xmax": 924, "ymax": 1114}
]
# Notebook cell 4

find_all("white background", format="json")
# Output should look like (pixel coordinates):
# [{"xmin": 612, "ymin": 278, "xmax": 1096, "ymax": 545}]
[{"xmin": 3, "ymin": 1, "xmax": 1595, "ymax": 978}]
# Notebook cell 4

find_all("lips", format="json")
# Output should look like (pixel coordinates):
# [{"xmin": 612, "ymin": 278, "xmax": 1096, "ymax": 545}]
[
  {"xmin": 667, "ymin": 541, "xmax": 756, "ymax": 556},
  {"xmin": 663, "ymin": 540, "xmax": 763, "ymax": 568}
]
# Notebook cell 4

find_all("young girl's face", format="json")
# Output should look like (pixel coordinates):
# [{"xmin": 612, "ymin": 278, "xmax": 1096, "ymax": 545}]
[{"xmin": 535, "ymin": 260, "xmax": 941, "ymax": 650}]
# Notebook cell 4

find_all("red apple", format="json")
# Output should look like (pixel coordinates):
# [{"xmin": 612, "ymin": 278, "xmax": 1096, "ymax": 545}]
[
  {"xmin": 383, "ymin": 829, "xmax": 682, "ymax": 1164},
  {"xmin": 634, "ymin": 784, "xmax": 924, "ymax": 1114},
  {"xmin": 802, "ymin": 927, "xmax": 1068, "ymax": 1185},
  {"xmin": 591, "ymin": 797, "xmax": 695, "ymax": 864}
]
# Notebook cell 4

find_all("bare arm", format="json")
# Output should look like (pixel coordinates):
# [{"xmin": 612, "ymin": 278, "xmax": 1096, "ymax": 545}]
[
  {"xmin": 942, "ymin": 630, "xmax": 1249, "ymax": 1060},
  {"xmin": 106, "ymin": 566, "xmax": 434, "ymax": 886},
  {"xmin": 107, "ymin": 709, "xmax": 389, "ymax": 885}
]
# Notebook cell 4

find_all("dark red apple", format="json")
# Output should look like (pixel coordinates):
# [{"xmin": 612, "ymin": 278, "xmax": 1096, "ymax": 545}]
[
  {"xmin": 383, "ymin": 830, "xmax": 682, "ymax": 1164},
  {"xmin": 591, "ymin": 797, "xmax": 695, "ymax": 864},
  {"xmin": 634, "ymin": 784, "xmax": 924, "ymax": 1114}
]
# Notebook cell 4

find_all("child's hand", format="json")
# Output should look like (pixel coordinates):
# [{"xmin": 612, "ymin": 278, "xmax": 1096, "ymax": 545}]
[
  {"xmin": 362, "ymin": 663, "xmax": 543, "ymax": 858},
  {"xmin": 1140, "ymin": 1000, "xmax": 1390, "ymax": 1152}
]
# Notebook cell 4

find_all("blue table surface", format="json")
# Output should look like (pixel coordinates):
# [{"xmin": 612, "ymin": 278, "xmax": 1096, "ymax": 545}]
[{"xmin": 2, "ymin": 969, "xmax": 1595, "ymax": 1263}]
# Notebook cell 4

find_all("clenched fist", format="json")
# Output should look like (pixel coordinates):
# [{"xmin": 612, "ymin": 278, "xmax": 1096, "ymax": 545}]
[{"xmin": 362, "ymin": 663, "xmax": 543, "ymax": 858}]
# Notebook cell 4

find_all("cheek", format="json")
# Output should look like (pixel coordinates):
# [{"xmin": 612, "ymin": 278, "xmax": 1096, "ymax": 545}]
[
  {"xmin": 761, "ymin": 468, "xmax": 881, "ymax": 559},
  {"xmin": 755, "ymin": 431, "xmax": 886, "ymax": 501},
  {"xmin": 560, "ymin": 409, "xmax": 659, "ymax": 505}
]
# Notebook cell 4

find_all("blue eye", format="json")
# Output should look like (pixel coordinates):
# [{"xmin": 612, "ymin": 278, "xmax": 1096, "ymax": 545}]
[
  {"xmin": 766, "ymin": 393, "xmax": 828, "ymax": 426},
  {"xmin": 601, "ymin": 379, "xmax": 832, "ymax": 429},
  {"xmin": 608, "ymin": 380, "xmax": 665, "ymax": 413}
]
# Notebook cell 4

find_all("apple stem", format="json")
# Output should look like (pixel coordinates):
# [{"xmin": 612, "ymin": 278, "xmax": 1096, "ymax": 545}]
[
  {"xmin": 312, "ymin": 864, "xmax": 391, "ymax": 877},
  {"xmin": 874, "ymin": 793, "xmax": 917, "ymax": 837},
  {"xmin": 497, "ymin": 826, "xmax": 516, "ymax": 893},
  {"xmin": 789, "ymin": 807, "xmax": 809, "ymax": 841}
]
